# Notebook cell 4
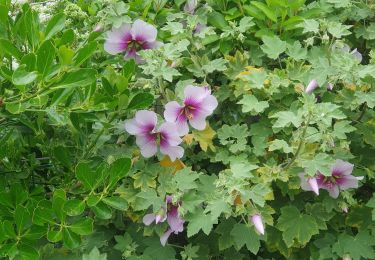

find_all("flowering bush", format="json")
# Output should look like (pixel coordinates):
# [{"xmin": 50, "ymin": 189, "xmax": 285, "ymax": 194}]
[{"xmin": 0, "ymin": 0, "xmax": 374, "ymax": 259}]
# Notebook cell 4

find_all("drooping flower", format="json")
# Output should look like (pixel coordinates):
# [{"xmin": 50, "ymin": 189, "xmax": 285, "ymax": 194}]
[
  {"xmin": 332, "ymin": 43, "xmax": 362, "ymax": 63},
  {"xmin": 305, "ymin": 79, "xmax": 318, "ymax": 93},
  {"xmin": 164, "ymin": 85, "xmax": 218, "ymax": 136},
  {"xmin": 124, "ymin": 110, "xmax": 184, "ymax": 161},
  {"xmin": 142, "ymin": 196, "xmax": 185, "ymax": 246},
  {"xmin": 184, "ymin": 0, "xmax": 198, "ymax": 14},
  {"xmin": 298, "ymin": 174, "xmax": 320, "ymax": 195},
  {"xmin": 250, "ymin": 214, "xmax": 265, "ymax": 235},
  {"xmin": 299, "ymin": 160, "xmax": 363, "ymax": 198},
  {"xmin": 104, "ymin": 19, "xmax": 162, "ymax": 63}
]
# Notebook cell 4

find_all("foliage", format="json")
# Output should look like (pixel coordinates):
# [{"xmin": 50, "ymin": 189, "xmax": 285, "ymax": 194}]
[{"xmin": 0, "ymin": 0, "xmax": 374, "ymax": 259}]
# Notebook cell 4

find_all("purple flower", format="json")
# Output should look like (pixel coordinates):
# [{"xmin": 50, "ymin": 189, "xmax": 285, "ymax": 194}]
[
  {"xmin": 299, "ymin": 160, "xmax": 363, "ymax": 198},
  {"xmin": 142, "ymin": 196, "xmax": 185, "ymax": 246},
  {"xmin": 250, "ymin": 214, "xmax": 265, "ymax": 235},
  {"xmin": 184, "ymin": 0, "xmax": 198, "ymax": 14},
  {"xmin": 164, "ymin": 85, "xmax": 218, "ymax": 136},
  {"xmin": 305, "ymin": 79, "xmax": 318, "ymax": 93},
  {"xmin": 104, "ymin": 19, "xmax": 162, "ymax": 63},
  {"xmin": 194, "ymin": 23, "xmax": 206, "ymax": 34},
  {"xmin": 124, "ymin": 110, "xmax": 184, "ymax": 161}
]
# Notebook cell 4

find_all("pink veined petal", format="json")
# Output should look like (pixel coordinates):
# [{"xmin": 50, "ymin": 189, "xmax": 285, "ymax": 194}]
[
  {"xmin": 131, "ymin": 19, "xmax": 157, "ymax": 43},
  {"xmin": 159, "ymin": 122, "xmax": 183, "ymax": 146},
  {"xmin": 167, "ymin": 207, "xmax": 184, "ymax": 233},
  {"xmin": 176, "ymin": 120, "xmax": 189, "ymax": 136},
  {"xmin": 327, "ymin": 185, "xmax": 340, "ymax": 199},
  {"xmin": 124, "ymin": 47, "xmax": 137, "ymax": 61},
  {"xmin": 136, "ymin": 135, "xmax": 157, "ymax": 158},
  {"xmin": 308, "ymin": 177, "xmax": 320, "ymax": 195},
  {"xmin": 189, "ymin": 114, "xmax": 207, "ymax": 131},
  {"xmin": 200, "ymin": 95, "xmax": 218, "ymax": 115},
  {"xmin": 160, "ymin": 229, "xmax": 173, "ymax": 246},
  {"xmin": 160, "ymin": 145, "xmax": 184, "ymax": 162},
  {"xmin": 143, "ymin": 213, "xmax": 156, "ymax": 226},
  {"xmin": 184, "ymin": 85, "xmax": 210, "ymax": 103},
  {"xmin": 305, "ymin": 79, "xmax": 318, "ymax": 93},
  {"xmin": 104, "ymin": 24, "xmax": 132, "ymax": 54},
  {"xmin": 337, "ymin": 175, "xmax": 359, "ymax": 190},
  {"xmin": 251, "ymin": 214, "xmax": 265, "ymax": 235},
  {"xmin": 124, "ymin": 119, "xmax": 142, "ymax": 135},
  {"xmin": 135, "ymin": 110, "xmax": 157, "ymax": 129},
  {"xmin": 331, "ymin": 159, "xmax": 354, "ymax": 176},
  {"xmin": 164, "ymin": 101, "xmax": 184, "ymax": 123}
]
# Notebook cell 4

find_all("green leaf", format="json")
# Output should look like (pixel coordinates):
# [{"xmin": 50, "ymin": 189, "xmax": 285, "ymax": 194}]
[
  {"xmin": 333, "ymin": 121, "xmax": 356, "ymax": 139},
  {"xmin": 52, "ymin": 69, "xmax": 96, "ymax": 89},
  {"xmin": 15, "ymin": 205, "xmax": 31, "ymax": 234},
  {"xmin": 207, "ymin": 11, "xmax": 229, "ymax": 30},
  {"xmin": 114, "ymin": 233, "xmax": 133, "ymax": 252},
  {"xmin": 186, "ymin": 209, "xmax": 218, "ymax": 237},
  {"xmin": 12, "ymin": 65, "xmax": 38, "ymax": 85},
  {"xmin": 107, "ymin": 158, "xmax": 131, "ymax": 190},
  {"xmin": 62, "ymin": 227, "xmax": 81, "ymax": 249},
  {"xmin": 102, "ymin": 197, "xmax": 128, "ymax": 211},
  {"xmin": 36, "ymin": 40, "xmax": 55, "ymax": 78},
  {"xmin": 73, "ymin": 41, "xmax": 97, "ymax": 66},
  {"xmin": 270, "ymin": 111, "xmax": 302, "ymax": 128},
  {"xmin": 17, "ymin": 244, "xmax": 39, "ymax": 260},
  {"xmin": 91, "ymin": 202, "xmax": 112, "ymax": 219},
  {"xmin": 0, "ymin": 38, "xmax": 22, "ymax": 60},
  {"xmin": 230, "ymin": 223, "xmax": 260, "ymax": 254},
  {"xmin": 300, "ymin": 153, "xmax": 335, "ymax": 176},
  {"xmin": 238, "ymin": 95, "xmax": 269, "ymax": 114},
  {"xmin": 64, "ymin": 199, "xmax": 85, "ymax": 216},
  {"xmin": 261, "ymin": 35, "xmax": 286, "ymax": 59},
  {"xmin": 47, "ymin": 228, "xmax": 63, "ymax": 242},
  {"xmin": 69, "ymin": 218, "xmax": 93, "ymax": 235},
  {"xmin": 202, "ymin": 58, "xmax": 227, "ymax": 74},
  {"xmin": 332, "ymin": 232, "xmax": 375, "ymax": 260},
  {"xmin": 82, "ymin": 247, "xmax": 107, "ymax": 260},
  {"xmin": 299, "ymin": 19, "xmax": 320, "ymax": 34},
  {"xmin": 52, "ymin": 189, "xmax": 66, "ymax": 222},
  {"xmin": 76, "ymin": 162, "xmax": 105, "ymax": 191},
  {"xmin": 135, "ymin": 189, "xmax": 163, "ymax": 211},
  {"xmin": 327, "ymin": 22, "xmax": 352, "ymax": 38},
  {"xmin": 252, "ymin": 1, "xmax": 277, "ymax": 22},
  {"xmin": 204, "ymin": 199, "xmax": 231, "ymax": 220},
  {"xmin": 45, "ymin": 13, "xmax": 65, "ymax": 39},
  {"xmin": 276, "ymin": 206, "xmax": 319, "ymax": 247},
  {"xmin": 366, "ymin": 194, "xmax": 375, "ymax": 220},
  {"xmin": 33, "ymin": 200, "xmax": 55, "ymax": 225},
  {"xmin": 127, "ymin": 93, "xmax": 154, "ymax": 110},
  {"xmin": 230, "ymin": 161, "xmax": 258, "ymax": 179},
  {"xmin": 286, "ymin": 41, "xmax": 307, "ymax": 60},
  {"xmin": 268, "ymin": 139, "xmax": 293, "ymax": 153},
  {"xmin": 174, "ymin": 168, "xmax": 200, "ymax": 191}
]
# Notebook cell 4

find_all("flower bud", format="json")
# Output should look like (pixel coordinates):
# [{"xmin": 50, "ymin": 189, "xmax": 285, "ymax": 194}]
[
  {"xmin": 327, "ymin": 83, "xmax": 334, "ymax": 91},
  {"xmin": 308, "ymin": 177, "xmax": 319, "ymax": 195},
  {"xmin": 251, "ymin": 214, "xmax": 265, "ymax": 235},
  {"xmin": 343, "ymin": 255, "xmax": 351, "ymax": 260},
  {"xmin": 305, "ymin": 79, "xmax": 318, "ymax": 93},
  {"xmin": 342, "ymin": 207, "xmax": 348, "ymax": 213},
  {"xmin": 94, "ymin": 23, "xmax": 103, "ymax": 32}
]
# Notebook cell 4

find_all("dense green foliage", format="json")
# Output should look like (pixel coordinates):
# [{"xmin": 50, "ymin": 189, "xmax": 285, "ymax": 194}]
[{"xmin": 0, "ymin": 0, "xmax": 374, "ymax": 259}]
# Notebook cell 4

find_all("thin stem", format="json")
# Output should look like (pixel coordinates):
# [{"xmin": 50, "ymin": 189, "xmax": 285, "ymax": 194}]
[{"xmin": 283, "ymin": 112, "xmax": 312, "ymax": 171}]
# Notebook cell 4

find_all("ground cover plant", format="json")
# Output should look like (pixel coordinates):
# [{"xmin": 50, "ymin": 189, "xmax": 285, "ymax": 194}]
[{"xmin": 0, "ymin": 0, "xmax": 374, "ymax": 259}]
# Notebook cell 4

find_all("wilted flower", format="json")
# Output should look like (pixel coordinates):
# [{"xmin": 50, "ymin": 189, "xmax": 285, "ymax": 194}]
[
  {"xmin": 164, "ymin": 85, "xmax": 218, "ymax": 136},
  {"xmin": 250, "ymin": 214, "xmax": 265, "ymax": 235},
  {"xmin": 332, "ymin": 43, "xmax": 362, "ymax": 63},
  {"xmin": 299, "ymin": 160, "xmax": 363, "ymax": 198},
  {"xmin": 124, "ymin": 110, "xmax": 184, "ymax": 161},
  {"xmin": 143, "ymin": 196, "xmax": 185, "ymax": 246},
  {"xmin": 184, "ymin": 0, "xmax": 198, "ymax": 14},
  {"xmin": 104, "ymin": 19, "xmax": 162, "ymax": 63},
  {"xmin": 305, "ymin": 79, "xmax": 318, "ymax": 93}
]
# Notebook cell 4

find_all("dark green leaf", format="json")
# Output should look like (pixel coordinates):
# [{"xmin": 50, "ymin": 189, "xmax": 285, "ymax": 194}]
[
  {"xmin": 45, "ymin": 13, "xmax": 65, "ymax": 40},
  {"xmin": 69, "ymin": 218, "xmax": 93, "ymax": 235},
  {"xmin": 127, "ymin": 93, "xmax": 154, "ymax": 110}
]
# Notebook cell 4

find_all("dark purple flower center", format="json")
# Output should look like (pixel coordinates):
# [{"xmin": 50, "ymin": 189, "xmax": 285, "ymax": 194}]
[{"xmin": 316, "ymin": 173, "xmax": 341, "ymax": 189}]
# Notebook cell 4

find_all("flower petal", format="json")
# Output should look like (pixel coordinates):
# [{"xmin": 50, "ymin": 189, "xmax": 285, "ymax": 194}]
[
  {"xmin": 305, "ymin": 79, "xmax": 318, "ymax": 93},
  {"xmin": 136, "ymin": 135, "xmax": 157, "ymax": 158},
  {"xmin": 164, "ymin": 101, "xmax": 183, "ymax": 123},
  {"xmin": 327, "ymin": 185, "xmax": 340, "ymax": 199},
  {"xmin": 189, "ymin": 114, "xmax": 207, "ymax": 130},
  {"xmin": 131, "ymin": 19, "xmax": 157, "ymax": 42},
  {"xmin": 104, "ymin": 24, "xmax": 132, "ymax": 54},
  {"xmin": 160, "ymin": 229, "xmax": 173, "ymax": 246},
  {"xmin": 308, "ymin": 177, "xmax": 320, "ymax": 195},
  {"xmin": 159, "ymin": 122, "xmax": 183, "ymax": 146},
  {"xmin": 337, "ymin": 175, "xmax": 359, "ymax": 190},
  {"xmin": 332, "ymin": 159, "xmax": 353, "ymax": 176},
  {"xmin": 143, "ymin": 213, "xmax": 156, "ymax": 226},
  {"xmin": 160, "ymin": 145, "xmax": 184, "ymax": 162},
  {"xmin": 299, "ymin": 173, "xmax": 312, "ymax": 191},
  {"xmin": 200, "ymin": 95, "xmax": 218, "ymax": 115},
  {"xmin": 124, "ymin": 119, "xmax": 142, "ymax": 135},
  {"xmin": 184, "ymin": 85, "xmax": 210, "ymax": 103},
  {"xmin": 135, "ymin": 110, "xmax": 157, "ymax": 129},
  {"xmin": 167, "ymin": 206, "xmax": 184, "ymax": 233}
]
